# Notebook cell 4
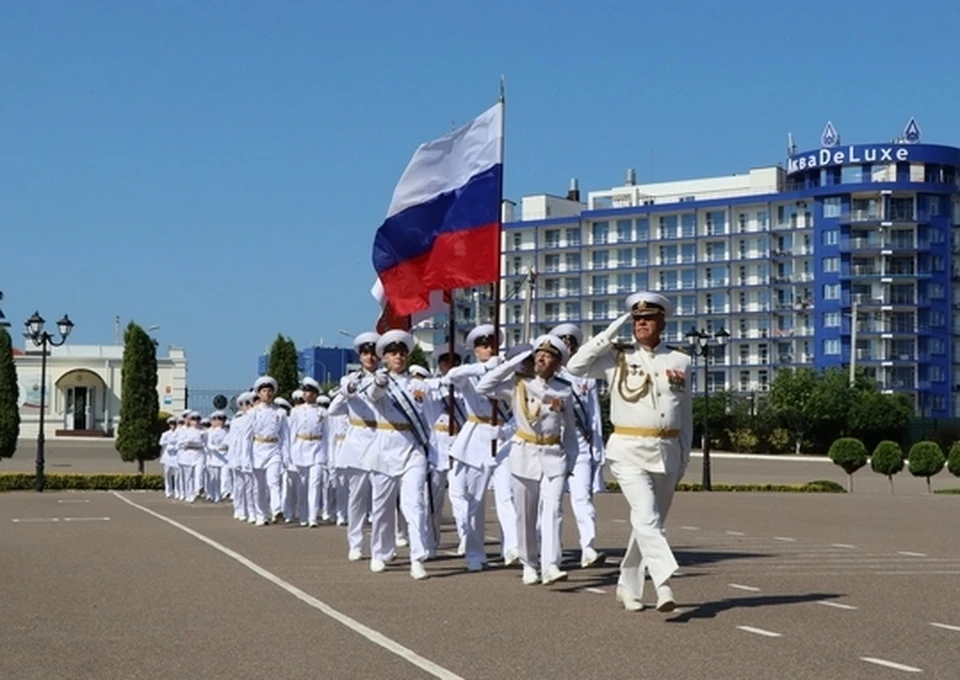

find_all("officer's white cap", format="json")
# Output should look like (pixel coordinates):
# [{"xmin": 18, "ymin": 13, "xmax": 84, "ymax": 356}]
[
  {"xmin": 254, "ymin": 376, "xmax": 278, "ymax": 392},
  {"xmin": 625, "ymin": 291, "xmax": 672, "ymax": 318},
  {"xmin": 353, "ymin": 332, "xmax": 380, "ymax": 353},
  {"xmin": 376, "ymin": 329, "xmax": 415, "ymax": 358},
  {"xmin": 466, "ymin": 324, "xmax": 501, "ymax": 348},
  {"xmin": 533, "ymin": 334, "xmax": 570, "ymax": 364},
  {"xmin": 549, "ymin": 323, "xmax": 583, "ymax": 345}
]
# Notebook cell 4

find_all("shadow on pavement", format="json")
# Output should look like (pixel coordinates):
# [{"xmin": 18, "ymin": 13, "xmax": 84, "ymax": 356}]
[{"xmin": 666, "ymin": 592, "xmax": 843, "ymax": 623}]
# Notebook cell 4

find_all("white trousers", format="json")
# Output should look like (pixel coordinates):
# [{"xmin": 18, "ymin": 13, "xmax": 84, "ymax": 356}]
[
  {"xmin": 444, "ymin": 467, "xmax": 466, "ymax": 543},
  {"xmin": 179, "ymin": 464, "xmax": 197, "ymax": 502},
  {"xmin": 221, "ymin": 466, "xmax": 233, "ymax": 497},
  {"xmin": 282, "ymin": 469, "xmax": 299, "ymax": 520},
  {"xmin": 449, "ymin": 460, "xmax": 490, "ymax": 565},
  {"xmin": 369, "ymin": 466, "xmax": 429, "ymax": 563},
  {"xmin": 334, "ymin": 470, "xmax": 349, "ymax": 522},
  {"xmin": 205, "ymin": 467, "xmax": 222, "ymax": 502},
  {"xmin": 612, "ymin": 461, "xmax": 679, "ymax": 594},
  {"xmin": 489, "ymin": 461, "xmax": 519, "ymax": 559},
  {"xmin": 567, "ymin": 455, "xmax": 598, "ymax": 551},
  {"xmin": 232, "ymin": 470, "xmax": 249, "ymax": 519},
  {"xmin": 292, "ymin": 465, "xmax": 322, "ymax": 524},
  {"xmin": 513, "ymin": 474, "xmax": 565, "ymax": 571},
  {"xmin": 344, "ymin": 468, "xmax": 371, "ymax": 553},
  {"xmin": 163, "ymin": 464, "xmax": 177, "ymax": 498},
  {"xmin": 253, "ymin": 462, "xmax": 283, "ymax": 522},
  {"xmin": 322, "ymin": 467, "xmax": 337, "ymax": 520}
]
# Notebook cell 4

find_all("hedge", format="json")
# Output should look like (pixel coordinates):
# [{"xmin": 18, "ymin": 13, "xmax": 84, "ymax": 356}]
[
  {"xmin": 604, "ymin": 480, "xmax": 846, "ymax": 493},
  {"xmin": 0, "ymin": 473, "xmax": 164, "ymax": 491},
  {"xmin": 933, "ymin": 488, "xmax": 960, "ymax": 495}
]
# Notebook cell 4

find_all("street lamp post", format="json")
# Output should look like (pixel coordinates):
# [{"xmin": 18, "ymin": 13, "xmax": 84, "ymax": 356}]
[
  {"xmin": 24, "ymin": 311, "xmax": 74, "ymax": 492},
  {"xmin": 685, "ymin": 326, "xmax": 730, "ymax": 491}
]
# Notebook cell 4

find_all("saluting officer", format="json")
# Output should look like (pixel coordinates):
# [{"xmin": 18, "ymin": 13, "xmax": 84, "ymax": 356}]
[{"xmin": 567, "ymin": 292, "xmax": 692, "ymax": 613}]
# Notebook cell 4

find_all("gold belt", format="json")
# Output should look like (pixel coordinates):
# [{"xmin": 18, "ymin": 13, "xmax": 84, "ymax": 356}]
[
  {"xmin": 253, "ymin": 436, "xmax": 279, "ymax": 444},
  {"xmin": 514, "ymin": 430, "xmax": 561, "ymax": 446},
  {"xmin": 613, "ymin": 426, "xmax": 680, "ymax": 439},
  {"xmin": 348, "ymin": 418, "xmax": 412, "ymax": 432},
  {"xmin": 467, "ymin": 414, "xmax": 492, "ymax": 424},
  {"xmin": 296, "ymin": 434, "xmax": 322, "ymax": 441},
  {"xmin": 435, "ymin": 424, "xmax": 459, "ymax": 434}
]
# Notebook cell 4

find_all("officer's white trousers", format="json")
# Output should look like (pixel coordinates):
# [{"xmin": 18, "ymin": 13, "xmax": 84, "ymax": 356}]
[
  {"xmin": 424, "ymin": 469, "xmax": 448, "ymax": 552},
  {"xmin": 612, "ymin": 461, "xmax": 679, "ymax": 594},
  {"xmin": 369, "ymin": 466, "xmax": 429, "ymax": 563},
  {"xmin": 449, "ymin": 460, "xmax": 489, "ymax": 565},
  {"xmin": 205, "ymin": 467, "xmax": 222, "ymax": 502},
  {"xmin": 489, "ymin": 461, "xmax": 518, "ymax": 559},
  {"xmin": 513, "ymin": 473, "xmax": 565, "ymax": 571},
  {"xmin": 179, "ymin": 464, "xmax": 197, "ymax": 502},
  {"xmin": 291, "ymin": 464, "xmax": 322, "ymax": 524},
  {"xmin": 253, "ymin": 462, "xmax": 282, "ymax": 521},
  {"xmin": 567, "ymin": 455, "xmax": 598, "ymax": 551},
  {"xmin": 344, "ymin": 468, "xmax": 371, "ymax": 554}
]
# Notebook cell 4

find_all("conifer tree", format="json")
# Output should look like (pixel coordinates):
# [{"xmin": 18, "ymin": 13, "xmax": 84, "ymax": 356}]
[{"xmin": 116, "ymin": 322, "xmax": 160, "ymax": 474}]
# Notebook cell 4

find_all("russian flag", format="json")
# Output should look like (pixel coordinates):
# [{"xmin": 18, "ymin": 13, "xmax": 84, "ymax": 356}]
[
  {"xmin": 370, "ymin": 280, "xmax": 452, "ymax": 334},
  {"xmin": 372, "ymin": 102, "xmax": 503, "ymax": 316}
]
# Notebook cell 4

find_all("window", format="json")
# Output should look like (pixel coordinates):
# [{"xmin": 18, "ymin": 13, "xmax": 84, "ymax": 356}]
[
  {"xmin": 635, "ymin": 247, "xmax": 648, "ymax": 266},
  {"xmin": 929, "ymin": 366, "xmax": 945, "ymax": 382},
  {"xmin": 618, "ymin": 249, "xmax": 633, "ymax": 267},
  {"xmin": 544, "ymin": 254, "xmax": 560, "ymax": 272},
  {"xmin": 564, "ymin": 277, "xmax": 580, "ymax": 295},
  {"xmin": 617, "ymin": 273, "xmax": 632, "ymax": 292},
  {"xmin": 591, "ymin": 275, "xmax": 609, "ymax": 294},
  {"xmin": 591, "ymin": 299, "xmax": 609, "ymax": 320},
  {"xmin": 543, "ymin": 278, "xmax": 560, "ymax": 296},
  {"xmin": 823, "ymin": 284, "xmax": 841, "ymax": 300},
  {"xmin": 635, "ymin": 218, "xmax": 649, "ymax": 241},
  {"xmin": 737, "ymin": 213, "xmax": 747, "ymax": 233},
  {"xmin": 565, "ymin": 252, "xmax": 580, "ymax": 270},
  {"xmin": 659, "ymin": 245, "xmax": 678, "ymax": 264},
  {"xmin": 681, "ymin": 243, "xmax": 696, "ymax": 263},
  {"xmin": 823, "ymin": 197, "xmax": 842, "ymax": 218},
  {"xmin": 635, "ymin": 272, "xmax": 649, "ymax": 289},
  {"xmin": 706, "ymin": 211, "xmax": 726, "ymax": 235},
  {"xmin": 739, "ymin": 265, "xmax": 747, "ymax": 285},
  {"xmin": 929, "ymin": 283, "xmax": 945, "ymax": 299},
  {"xmin": 591, "ymin": 250, "xmax": 609, "ymax": 270},
  {"xmin": 591, "ymin": 222, "xmax": 609, "ymax": 244},
  {"xmin": 564, "ymin": 302, "xmax": 580, "ymax": 319},
  {"xmin": 658, "ymin": 270, "xmax": 678, "ymax": 291},
  {"xmin": 930, "ymin": 338, "xmax": 945, "ymax": 354},
  {"xmin": 822, "ymin": 230, "xmax": 839, "ymax": 246},
  {"xmin": 758, "ymin": 370, "xmax": 769, "ymax": 390},
  {"xmin": 544, "ymin": 229, "xmax": 560, "ymax": 248},
  {"xmin": 512, "ymin": 233, "xmax": 522, "ymax": 249},
  {"xmin": 544, "ymin": 302, "xmax": 560, "ymax": 320},
  {"xmin": 758, "ymin": 343, "xmax": 769, "ymax": 363},
  {"xmin": 680, "ymin": 269, "xmax": 696, "ymax": 290},
  {"xmin": 680, "ymin": 294, "xmax": 696, "ymax": 315},
  {"xmin": 616, "ymin": 220, "xmax": 632, "ymax": 242},
  {"xmin": 739, "ymin": 344, "xmax": 749, "ymax": 364},
  {"xmin": 823, "ymin": 339, "xmax": 841, "ymax": 355},
  {"xmin": 566, "ymin": 228, "xmax": 581, "ymax": 246},
  {"xmin": 681, "ymin": 214, "xmax": 697, "ymax": 238},
  {"xmin": 738, "ymin": 291, "xmax": 747, "ymax": 309},
  {"xmin": 757, "ymin": 211, "xmax": 769, "ymax": 230},
  {"xmin": 824, "ymin": 312, "xmax": 841, "ymax": 327},
  {"xmin": 659, "ymin": 215, "xmax": 678, "ymax": 239},
  {"xmin": 822, "ymin": 256, "xmax": 840, "ymax": 273},
  {"xmin": 512, "ymin": 256, "xmax": 522, "ymax": 274},
  {"xmin": 739, "ymin": 370, "xmax": 750, "ymax": 391}
]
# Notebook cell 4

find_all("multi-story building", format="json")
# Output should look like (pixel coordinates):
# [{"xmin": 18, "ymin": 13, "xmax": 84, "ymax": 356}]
[
  {"xmin": 257, "ymin": 345, "xmax": 358, "ymax": 386},
  {"xmin": 416, "ymin": 121, "xmax": 958, "ymax": 416}
]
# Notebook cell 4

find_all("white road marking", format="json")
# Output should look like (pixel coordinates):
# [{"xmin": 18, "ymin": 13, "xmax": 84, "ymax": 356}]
[
  {"xmin": 898, "ymin": 551, "xmax": 927, "ymax": 557},
  {"xmin": 112, "ymin": 492, "xmax": 464, "ymax": 680},
  {"xmin": 817, "ymin": 600, "xmax": 858, "ymax": 611},
  {"xmin": 728, "ymin": 583, "xmax": 761, "ymax": 592},
  {"xmin": 930, "ymin": 622, "xmax": 960, "ymax": 633},
  {"xmin": 11, "ymin": 518, "xmax": 59, "ymax": 523},
  {"xmin": 680, "ymin": 526, "xmax": 699, "ymax": 531},
  {"xmin": 611, "ymin": 519, "xmax": 627, "ymax": 524},
  {"xmin": 584, "ymin": 587, "xmax": 606, "ymax": 594},
  {"xmin": 737, "ymin": 625, "xmax": 781, "ymax": 638},
  {"xmin": 773, "ymin": 536, "xmax": 796, "ymax": 542},
  {"xmin": 860, "ymin": 657, "xmax": 922, "ymax": 673},
  {"xmin": 726, "ymin": 530, "xmax": 746, "ymax": 536},
  {"xmin": 57, "ymin": 499, "xmax": 90, "ymax": 504},
  {"xmin": 831, "ymin": 543, "xmax": 857, "ymax": 549},
  {"xmin": 63, "ymin": 517, "xmax": 111, "ymax": 522}
]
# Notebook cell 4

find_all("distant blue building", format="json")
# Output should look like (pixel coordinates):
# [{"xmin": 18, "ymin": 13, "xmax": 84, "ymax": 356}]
[{"xmin": 257, "ymin": 346, "xmax": 358, "ymax": 386}]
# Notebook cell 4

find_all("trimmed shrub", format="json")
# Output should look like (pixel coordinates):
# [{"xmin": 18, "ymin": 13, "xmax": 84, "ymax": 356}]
[
  {"xmin": 0, "ymin": 473, "xmax": 164, "ymax": 491},
  {"xmin": 870, "ymin": 440, "xmax": 905, "ymax": 493},
  {"xmin": 908, "ymin": 441, "xmax": 946, "ymax": 493},
  {"xmin": 766, "ymin": 428, "xmax": 793, "ymax": 454},
  {"xmin": 828, "ymin": 437, "xmax": 868, "ymax": 492},
  {"xmin": 605, "ymin": 480, "xmax": 845, "ymax": 493},
  {"xmin": 728, "ymin": 428, "xmax": 759, "ymax": 453},
  {"xmin": 947, "ymin": 442, "xmax": 960, "ymax": 478}
]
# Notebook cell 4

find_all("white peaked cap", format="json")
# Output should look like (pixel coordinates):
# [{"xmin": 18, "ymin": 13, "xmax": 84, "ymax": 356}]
[
  {"xmin": 376, "ymin": 329, "xmax": 415, "ymax": 358},
  {"xmin": 625, "ymin": 291, "xmax": 672, "ymax": 317},
  {"xmin": 353, "ymin": 331, "xmax": 380, "ymax": 352},
  {"xmin": 533, "ymin": 334, "xmax": 570, "ymax": 364},
  {"xmin": 549, "ymin": 323, "xmax": 583, "ymax": 345},
  {"xmin": 466, "ymin": 324, "xmax": 501, "ymax": 348},
  {"xmin": 301, "ymin": 377, "xmax": 321, "ymax": 391},
  {"xmin": 254, "ymin": 376, "xmax": 278, "ymax": 391}
]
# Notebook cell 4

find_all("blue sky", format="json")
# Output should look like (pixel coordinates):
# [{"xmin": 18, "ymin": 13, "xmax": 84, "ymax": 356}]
[{"xmin": 2, "ymin": 0, "xmax": 958, "ymax": 389}]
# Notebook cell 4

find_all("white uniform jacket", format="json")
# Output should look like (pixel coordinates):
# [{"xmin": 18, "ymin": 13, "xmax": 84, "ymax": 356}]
[
  {"xmin": 177, "ymin": 427, "xmax": 206, "ymax": 467},
  {"xmin": 363, "ymin": 372, "xmax": 435, "ymax": 476},
  {"xmin": 567, "ymin": 315, "xmax": 693, "ymax": 475},
  {"xmin": 327, "ymin": 370, "xmax": 380, "ymax": 472},
  {"xmin": 423, "ymin": 377, "xmax": 466, "ymax": 472},
  {"xmin": 288, "ymin": 403, "xmax": 327, "ymax": 468},
  {"xmin": 476, "ymin": 354, "xmax": 579, "ymax": 481},
  {"xmin": 444, "ymin": 358, "xmax": 512, "ymax": 469},
  {"xmin": 244, "ymin": 403, "xmax": 290, "ymax": 470},
  {"xmin": 206, "ymin": 428, "xmax": 229, "ymax": 468},
  {"xmin": 556, "ymin": 368, "xmax": 605, "ymax": 464}
]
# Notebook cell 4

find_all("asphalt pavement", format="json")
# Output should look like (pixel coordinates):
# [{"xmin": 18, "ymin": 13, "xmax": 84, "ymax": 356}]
[{"xmin": 2, "ymin": 486, "xmax": 959, "ymax": 679}]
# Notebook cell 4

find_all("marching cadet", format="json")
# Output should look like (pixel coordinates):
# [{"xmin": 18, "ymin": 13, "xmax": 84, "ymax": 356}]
[
  {"xmin": 228, "ymin": 392, "xmax": 257, "ymax": 523},
  {"xmin": 172, "ymin": 414, "xmax": 188, "ymax": 500},
  {"xmin": 359, "ymin": 329, "xmax": 432, "ymax": 580},
  {"xmin": 205, "ymin": 411, "xmax": 229, "ymax": 502},
  {"xmin": 324, "ymin": 389, "xmax": 348, "ymax": 525},
  {"xmin": 288, "ymin": 378, "xmax": 327, "ymax": 527},
  {"xmin": 477, "ymin": 335, "xmax": 579, "ymax": 585},
  {"xmin": 315, "ymin": 393, "xmax": 337, "ymax": 523},
  {"xmin": 567, "ymin": 291, "xmax": 691, "ymax": 613},
  {"xmin": 444, "ymin": 324, "xmax": 518, "ymax": 571},
  {"xmin": 178, "ymin": 411, "xmax": 206, "ymax": 503},
  {"xmin": 159, "ymin": 416, "xmax": 178, "ymax": 498},
  {"xmin": 246, "ymin": 376, "xmax": 291, "ymax": 525},
  {"xmin": 550, "ymin": 323, "xmax": 607, "ymax": 569},
  {"xmin": 327, "ymin": 332, "xmax": 381, "ymax": 560}
]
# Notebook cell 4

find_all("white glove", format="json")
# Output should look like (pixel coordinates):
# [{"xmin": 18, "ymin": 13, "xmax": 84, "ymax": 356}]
[
  {"xmin": 346, "ymin": 378, "xmax": 360, "ymax": 394},
  {"xmin": 374, "ymin": 367, "xmax": 389, "ymax": 387},
  {"xmin": 485, "ymin": 356, "xmax": 503, "ymax": 369},
  {"xmin": 602, "ymin": 311, "xmax": 633, "ymax": 341}
]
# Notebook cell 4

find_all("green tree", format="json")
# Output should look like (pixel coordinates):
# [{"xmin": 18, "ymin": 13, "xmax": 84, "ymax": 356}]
[
  {"xmin": 870, "ymin": 440, "xmax": 905, "ymax": 494},
  {"xmin": 692, "ymin": 390, "xmax": 731, "ymax": 450},
  {"xmin": 769, "ymin": 368, "xmax": 819, "ymax": 454},
  {"xmin": 828, "ymin": 437, "xmax": 868, "ymax": 492},
  {"xmin": 267, "ymin": 334, "xmax": 300, "ymax": 401},
  {"xmin": 408, "ymin": 344, "xmax": 429, "ymax": 370},
  {"xmin": 847, "ymin": 390, "xmax": 912, "ymax": 451},
  {"xmin": 948, "ymin": 442, "xmax": 960, "ymax": 478},
  {"xmin": 115, "ymin": 322, "xmax": 160, "ymax": 474},
  {"xmin": 907, "ymin": 441, "xmax": 946, "ymax": 493},
  {"xmin": 0, "ymin": 327, "xmax": 21, "ymax": 459}
]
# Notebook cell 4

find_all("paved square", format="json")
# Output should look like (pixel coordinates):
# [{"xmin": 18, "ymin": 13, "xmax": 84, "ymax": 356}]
[{"xmin": 2, "ymin": 488, "xmax": 958, "ymax": 679}]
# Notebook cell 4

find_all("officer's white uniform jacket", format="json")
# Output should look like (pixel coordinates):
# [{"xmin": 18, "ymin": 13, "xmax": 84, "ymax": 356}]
[
  {"xmin": 445, "ymin": 358, "xmax": 511, "ymax": 469},
  {"xmin": 206, "ymin": 427, "xmax": 229, "ymax": 468},
  {"xmin": 567, "ymin": 315, "xmax": 693, "ymax": 475},
  {"xmin": 423, "ymin": 377, "xmax": 466, "ymax": 472},
  {"xmin": 327, "ymin": 370, "xmax": 382, "ymax": 471},
  {"xmin": 476, "ymin": 355, "xmax": 579, "ymax": 481},
  {"xmin": 226, "ymin": 412, "xmax": 252, "ymax": 471},
  {"xmin": 177, "ymin": 427, "xmax": 206, "ymax": 467},
  {"xmin": 159, "ymin": 429, "xmax": 177, "ymax": 466},
  {"xmin": 244, "ymin": 403, "xmax": 290, "ymax": 469},
  {"xmin": 556, "ymin": 368, "xmax": 605, "ymax": 464},
  {"xmin": 362, "ymin": 372, "xmax": 435, "ymax": 476},
  {"xmin": 288, "ymin": 402, "xmax": 327, "ymax": 467}
]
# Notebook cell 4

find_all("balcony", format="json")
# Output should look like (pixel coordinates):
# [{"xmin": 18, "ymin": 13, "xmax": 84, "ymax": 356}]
[
  {"xmin": 839, "ymin": 237, "xmax": 928, "ymax": 252},
  {"xmin": 837, "ymin": 210, "xmax": 930, "ymax": 225}
]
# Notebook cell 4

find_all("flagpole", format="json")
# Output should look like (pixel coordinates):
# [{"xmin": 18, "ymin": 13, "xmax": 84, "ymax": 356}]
[
  {"xmin": 447, "ymin": 291, "xmax": 457, "ymax": 436},
  {"xmin": 489, "ymin": 77, "xmax": 506, "ymax": 456}
]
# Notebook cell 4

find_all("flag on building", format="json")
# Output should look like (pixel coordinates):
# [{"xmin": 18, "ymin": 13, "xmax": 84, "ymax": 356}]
[{"xmin": 372, "ymin": 102, "xmax": 503, "ymax": 316}]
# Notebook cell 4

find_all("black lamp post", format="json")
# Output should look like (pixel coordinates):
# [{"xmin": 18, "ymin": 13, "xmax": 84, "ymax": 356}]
[
  {"xmin": 685, "ymin": 326, "xmax": 730, "ymax": 491},
  {"xmin": 24, "ymin": 311, "xmax": 74, "ymax": 492}
]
